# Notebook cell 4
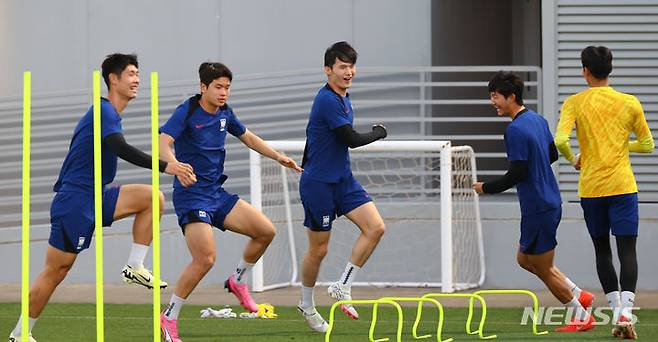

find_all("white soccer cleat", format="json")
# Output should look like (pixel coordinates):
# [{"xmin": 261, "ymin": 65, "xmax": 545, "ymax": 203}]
[
  {"xmin": 8, "ymin": 333, "xmax": 37, "ymax": 342},
  {"xmin": 121, "ymin": 264, "xmax": 168, "ymax": 289},
  {"xmin": 612, "ymin": 316, "xmax": 638, "ymax": 339},
  {"xmin": 298, "ymin": 306, "xmax": 329, "ymax": 333},
  {"xmin": 327, "ymin": 282, "xmax": 359, "ymax": 320}
]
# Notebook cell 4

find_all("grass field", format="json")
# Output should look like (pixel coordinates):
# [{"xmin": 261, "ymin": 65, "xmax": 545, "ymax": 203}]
[{"xmin": 1, "ymin": 303, "xmax": 655, "ymax": 341}]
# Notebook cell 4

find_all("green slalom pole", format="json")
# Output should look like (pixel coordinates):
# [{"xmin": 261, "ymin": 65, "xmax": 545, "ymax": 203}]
[
  {"xmin": 151, "ymin": 72, "xmax": 161, "ymax": 342},
  {"xmin": 21, "ymin": 71, "xmax": 31, "ymax": 342},
  {"xmin": 92, "ymin": 70, "xmax": 105, "ymax": 342}
]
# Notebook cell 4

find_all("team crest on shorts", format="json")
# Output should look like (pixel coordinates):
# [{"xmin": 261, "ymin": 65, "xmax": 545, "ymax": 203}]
[
  {"xmin": 219, "ymin": 118, "xmax": 226, "ymax": 131},
  {"xmin": 322, "ymin": 215, "xmax": 330, "ymax": 227},
  {"xmin": 198, "ymin": 210, "xmax": 207, "ymax": 218},
  {"xmin": 77, "ymin": 237, "xmax": 85, "ymax": 250}
]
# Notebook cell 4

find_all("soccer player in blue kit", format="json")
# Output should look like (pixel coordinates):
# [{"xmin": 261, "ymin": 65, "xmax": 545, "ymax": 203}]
[
  {"xmin": 297, "ymin": 42, "xmax": 388, "ymax": 332},
  {"xmin": 473, "ymin": 71, "xmax": 595, "ymax": 333},
  {"xmin": 158, "ymin": 62, "xmax": 302, "ymax": 341},
  {"xmin": 8, "ymin": 53, "xmax": 195, "ymax": 342}
]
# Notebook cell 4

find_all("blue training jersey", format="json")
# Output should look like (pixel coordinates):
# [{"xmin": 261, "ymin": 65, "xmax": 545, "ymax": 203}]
[
  {"xmin": 159, "ymin": 98, "xmax": 246, "ymax": 191},
  {"xmin": 53, "ymin": 98, "xmax": 123, "ymax": 193},
  {"xmin": 302, "ymin": 84, "xmax": 354, "ymax": 183},
  {"xmin": 505, "ymin": 109, "xmax": 562, "ymax": 215}
]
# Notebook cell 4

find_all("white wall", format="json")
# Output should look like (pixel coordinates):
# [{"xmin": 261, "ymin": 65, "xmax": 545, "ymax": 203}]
[{"xmin": 0, "ymin": 0, "xmax": 431, "ymax": 97}]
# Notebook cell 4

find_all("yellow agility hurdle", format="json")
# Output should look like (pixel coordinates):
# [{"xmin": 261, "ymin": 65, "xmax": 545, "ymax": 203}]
[
  {"xmin": 377, "ymin": 297, "xmax": 453, "ymax": 342},
  {"xmin": 418, "ymin": 293, "xmax": 496, "ymax": 339},
  {"xmin": 325, "ymin": 299, "xmax": 404, "ymax": 342},
  {"xmin": 470, "ymin": 289, "xmax": 548, "ymax": 336}
]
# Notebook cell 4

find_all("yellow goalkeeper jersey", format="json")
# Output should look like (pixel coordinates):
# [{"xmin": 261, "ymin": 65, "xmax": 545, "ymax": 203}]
[{"xmin": 555, "ymin": 86, "xmax": 653, "ymax": 198}]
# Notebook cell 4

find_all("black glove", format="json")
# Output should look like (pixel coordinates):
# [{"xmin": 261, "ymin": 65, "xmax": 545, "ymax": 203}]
[{"xmin": 372, "ymin": 124, "xmax": 387, "ymax": 139}]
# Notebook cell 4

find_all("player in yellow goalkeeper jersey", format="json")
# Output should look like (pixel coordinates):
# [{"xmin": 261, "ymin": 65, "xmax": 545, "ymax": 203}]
[{"xmin": 555, "ymin": 46, "xmax": 654, "ymax": 340}]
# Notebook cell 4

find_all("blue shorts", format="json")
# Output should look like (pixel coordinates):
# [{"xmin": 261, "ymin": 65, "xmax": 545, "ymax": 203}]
[
  {"xmin": 173, "ymin": 186, "xmax": 240, "ymax": 234},
  {"xmin": 580, "ymin": 193, "xmax": 638, "ymax": 238},
  {"xmin": 48, "ymin": 186, "xmax": 121, "ymax": 254},
  {"xmin": 519, "ymin": 207, "xmax": 561, "ymax": 255},
  {"xmin": 299, "ymin": 173, "xmax": 372, "ymax": 231}
]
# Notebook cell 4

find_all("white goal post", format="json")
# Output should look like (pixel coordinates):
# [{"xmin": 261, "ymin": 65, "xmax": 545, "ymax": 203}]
[{"xmin": 249, "ymin": 140, "xmax": 485, "ymax": 293}]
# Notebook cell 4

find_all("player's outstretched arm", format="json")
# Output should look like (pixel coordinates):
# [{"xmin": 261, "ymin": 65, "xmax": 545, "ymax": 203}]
[
  {"xmin": 158, "ymin": 132, "xmax": 197, "ymax": 187},
  {"xmin": 333, "ymin": 123, "xmax": 387, "ymax": 148},
  {"xmin": 238, "ymin": 129, "xmax": 303, "ymax": 173},
  {"xmin": 473, "ymin": 161, "xmax": 527, "ymax": 194},
  {"xmin": 105, "ymin": 132, "xmax": 167, "ymax": 171}
]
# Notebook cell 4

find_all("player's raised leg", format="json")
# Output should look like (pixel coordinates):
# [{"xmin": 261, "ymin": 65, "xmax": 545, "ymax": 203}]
[
  {"xmin": 328, "ymin": 202, "xmax": 385, "ymax": 320},
  {"xmin": 222, "ymin": 199, "xmax": 277, "ymax": 312},
  {"xmin": 517, "ymin": 250, "xmax": 594, "ymax": 332},
  {"xmin": 517, "ymin": 252, "xmax": 595, "ymax": 309},
  {"xmin": 299, "ymin": 229, "xmax": 331, "ymax": 332},
  {"xmin": 9, "ymin": 246, "xmax": 76, "ymax": 342},
  {"xmin": 115, "ymin": 184, "xmax": 169, "ymax": 289},
  {"xmin": 162, "ymin": 222, "xmax": 216, "ymax": 342}
]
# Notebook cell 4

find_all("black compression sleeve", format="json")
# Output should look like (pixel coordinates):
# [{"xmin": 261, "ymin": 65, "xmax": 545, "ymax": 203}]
[
  {"xmin": 333, "ymin": 124, "xmax": 387, "ymax": 148},
  {"xmin": 482, "ymin": 160, "xmax": 528, "ymax": 194},
  {"xmin": 549, "ymin": 141, "xmax": 558, "ymax": 164},
  {"xmin": 104, "ymin": 133, "xmax": 167, "ymax": 172}
]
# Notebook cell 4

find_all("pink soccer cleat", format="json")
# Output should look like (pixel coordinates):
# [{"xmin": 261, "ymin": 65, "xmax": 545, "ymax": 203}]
[
  {"xmin": 160, "ymin": 310, "xmax": 182, "ymax": 342},
  {"xmin": 225, "ymin": 275, "xmax": 259, "ymax": 312}
]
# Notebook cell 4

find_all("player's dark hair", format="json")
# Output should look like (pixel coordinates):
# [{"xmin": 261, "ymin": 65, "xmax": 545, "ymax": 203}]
[
  {"xmin": 199, "ymin": 62, "xmax": 233, "ymax": 86},
  {"xmin": 488, "ymin": 71, "xmax": 524, "ymax": 105},
  {"xmin": 101, "ymin": 53, "xmax": 138, "ymax": 89},
  {"xmin": 324, "ymin": 41, "xmax": 358, "ymax": 68},
  {"xmin": 581, "ymin": 46, "xmax": 613, "ymax": 80}
]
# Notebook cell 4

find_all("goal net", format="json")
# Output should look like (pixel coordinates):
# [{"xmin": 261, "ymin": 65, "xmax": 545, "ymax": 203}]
[{"xmin": 249, "ymin": 141, "xmax": 484, "ymax": 293}]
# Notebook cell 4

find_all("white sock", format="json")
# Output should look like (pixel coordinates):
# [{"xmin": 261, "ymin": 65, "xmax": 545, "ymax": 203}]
[
  {"xmin": 300, "ymin": 285, "xmax": 315, "ymax": 311},
  {"xmin": 606, "ymin": 291, "xmax": 621, "ymax": 322},
  {"xmin": 567, "ymin": 296, "xmax": 589, "ymax": 321},
  {"xmin": 127, "ymin": 243, "xmax": 149, "ymax": 268},
  {"xmin": 564, "ymin": 277, "xmax": 582, "ymax": 298},
  {"xmin": 339, "ymin": 262, "xmax": 360, "ymax": 288},
  {"xmin": 11, "ymin": 315, "xmax": 37, "ymax": 336},
  {"xmin": 233, "ymin": 259, "xmax": 255, "ymax": 285},
  {"xmin": 620, "ymin": 291, "xmax": 635, "ymax": 320},
  {"xmin": 164, "ymin": 294, "xmax": 186, "ymax": 320}
]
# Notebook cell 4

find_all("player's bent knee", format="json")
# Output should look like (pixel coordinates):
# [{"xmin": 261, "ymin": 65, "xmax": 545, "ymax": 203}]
[
  {"xmin": 261, "ymin": 222, "xmax": 276, "ymax": 240},
  {"xmin": 193, "ymin": 254, "xmax": 216, "ymax": 272},
  {"xmin": 309, "ymin": 243, "xmax": 329, "ymax": 260},
  {"xmin": 367, "ymin": 221, "xmax": 386, "ymax": 240},
  {"xmin": 46, "ymin": 264, "xmax": 72, "ymax": 284},
  {"xmin": 517, "ymin": 255, "xmax": 534, "ymax": 273}
]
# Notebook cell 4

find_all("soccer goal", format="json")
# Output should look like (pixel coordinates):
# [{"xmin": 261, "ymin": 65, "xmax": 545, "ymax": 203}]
[{"xmin": 249, "ymin": 140, "xmax": 485, "ymax": 293}]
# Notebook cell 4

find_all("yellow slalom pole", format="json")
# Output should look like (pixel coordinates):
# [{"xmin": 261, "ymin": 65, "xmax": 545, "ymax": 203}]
[
  {"xmin": 93, "ymin": 70, "xmax": 105, "ymax": 342},
  {"xmin": 151, "ymin": 72, "xmax": 161, "ymax": 342},
  {"xmin": 21, "ymin": 71, "xmax": 31, "ymax": 342}
]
